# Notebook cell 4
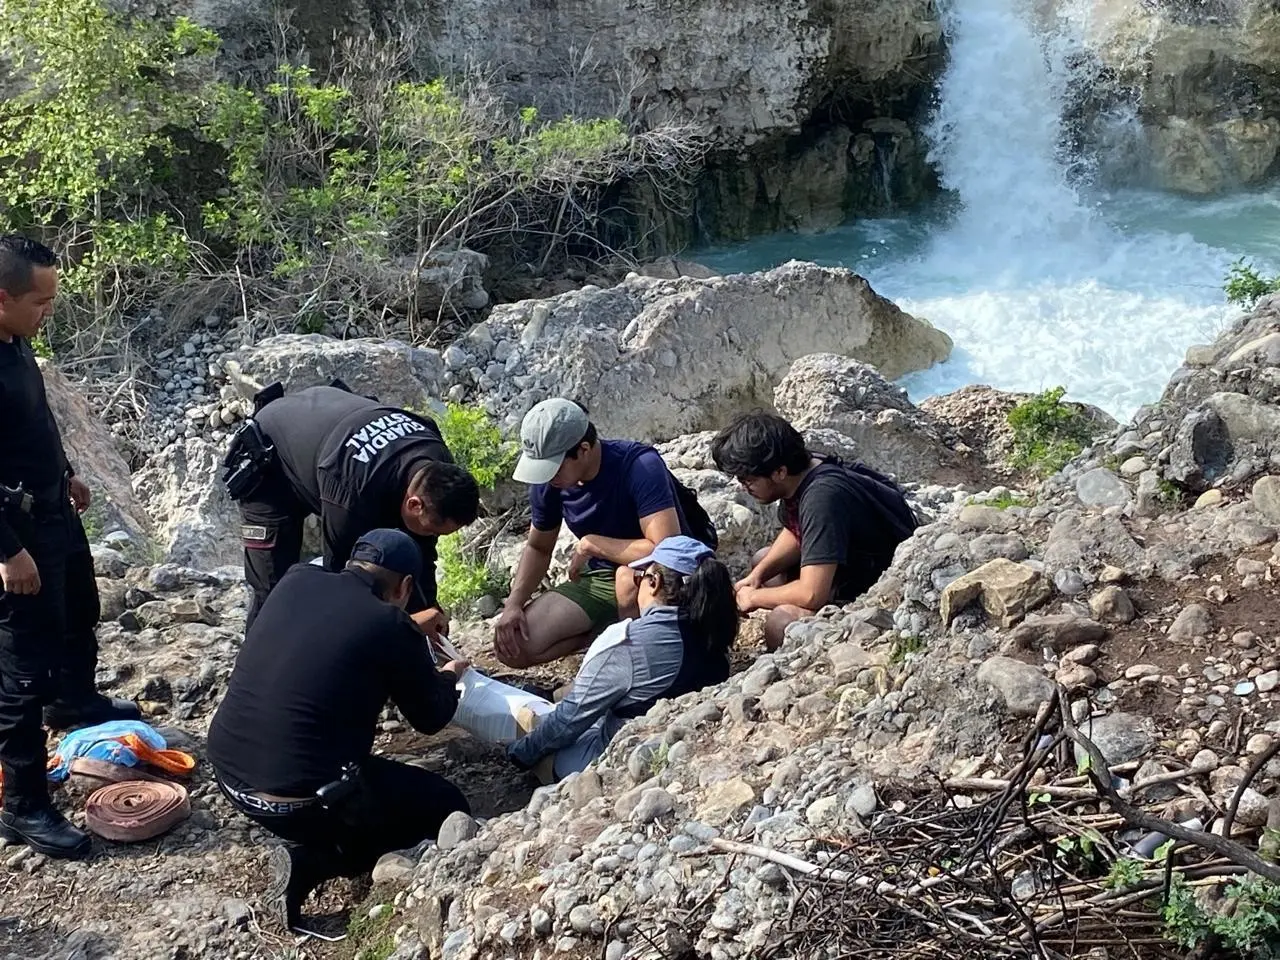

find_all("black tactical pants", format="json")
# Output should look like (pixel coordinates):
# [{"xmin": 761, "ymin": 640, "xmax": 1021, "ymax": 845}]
[
  {"xmin": 238, "ymin": 464, "xmax": 311, "ymax": 632},
  {"xmin": 0, "ymin": 507, "xmax": 100, "ymax": 812},
  {"xmin": 216, "ymin": 755, "xmax": 470, "ymax": 877}
]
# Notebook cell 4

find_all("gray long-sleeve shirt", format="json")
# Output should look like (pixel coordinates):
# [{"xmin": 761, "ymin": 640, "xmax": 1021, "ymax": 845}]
[{"xmin": 507, "ymin": 605, "xmax": 686, "ymax": 771}]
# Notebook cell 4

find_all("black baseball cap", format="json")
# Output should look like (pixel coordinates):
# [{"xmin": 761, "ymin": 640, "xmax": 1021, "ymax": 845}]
[{"xmin": 350, "ymin": 528, "xmax": 422, "ymax": 582}]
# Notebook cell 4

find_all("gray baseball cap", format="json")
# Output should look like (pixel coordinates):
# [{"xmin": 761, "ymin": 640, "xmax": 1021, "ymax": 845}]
[{"xmin": 513, "ymin": 398, "xmax": 590, "ymax": 484}]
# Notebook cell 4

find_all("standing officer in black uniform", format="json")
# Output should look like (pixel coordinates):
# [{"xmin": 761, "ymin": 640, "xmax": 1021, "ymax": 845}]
[
  {"xmin": 207, "ymin": 528, "xmax": 471, "ymax": 930},
  {"xmin": 222, "ymin": 383, "xmax": 481, "ymax": 637},
  {"xmin": 0, "ymin": 236, "xmax": 140, "ymax": 859}
]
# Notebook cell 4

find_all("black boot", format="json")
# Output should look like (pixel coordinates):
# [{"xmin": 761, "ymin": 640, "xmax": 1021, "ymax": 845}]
[
  {"xmin": 264, "ymin": 843, "xmax": 333, "ymax": 930},
  {"xmin": 0, "ymin": 805, "xmax": 92, "ymax": 859},
  {"xmin": 43, "ymin": 694, "xmax": 141, "ymax": 731}
]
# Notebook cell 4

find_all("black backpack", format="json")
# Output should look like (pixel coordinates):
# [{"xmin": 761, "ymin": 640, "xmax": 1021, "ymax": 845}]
[{"xmin": 674, "ymin": 478, "xmax": 719, "ymax": 551}]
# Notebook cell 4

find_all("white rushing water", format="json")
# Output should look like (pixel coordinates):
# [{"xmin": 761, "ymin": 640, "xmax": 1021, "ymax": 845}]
[{"xmin": 695, "ymin": 0, "xmax": 1280, "ymax": 423}]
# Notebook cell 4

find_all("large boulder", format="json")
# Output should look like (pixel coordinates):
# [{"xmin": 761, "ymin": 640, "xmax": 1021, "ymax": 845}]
[
  {"xmin": 132, "ymin": 439, "xmax": 241, "ymax": 571},
  {"xmin": 773, "ymin": 354, "xmax": 984, "ymax": 484},
  {"xmin": 453, "ymin": 261, "xmax": 953, "ymax": 443},
  {"xmin": 221, "ymin": 335, "xmax": 446, "ymax": 412},
  {"xmin": 39, "ymin": 362, "xmax": 153, "ymax": 545}
]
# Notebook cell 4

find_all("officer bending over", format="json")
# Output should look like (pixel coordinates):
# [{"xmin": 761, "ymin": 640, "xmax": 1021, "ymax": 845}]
[
  {"xmin": 222, "ymin": 384, "xmax": 480, "ymax": 636},
  {"xmin": 207, "ymin": 529, "xmax": 471, "ymax": 930},
  {"xmin": 0, "ymin": 235, "xmax": 139, "ymax": 860}
]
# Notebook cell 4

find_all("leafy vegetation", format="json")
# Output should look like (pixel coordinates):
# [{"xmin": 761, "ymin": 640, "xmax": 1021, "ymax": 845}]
[
  {"xmin": 346, "ymin": 906, "xmax": 395, "ymax": 960},
  {"xmin": 0, "ymin": 0, "xmax": 705, "ymax": 366},
  {"xmin": 967, "ymin": 491, "xmax": 1032, "ymax": 510},
  {"xmin": 1103, "ymin": 856, "xmax": 1145, "ymax": 890},
  {"xmin": 436, "ymin": 402, "xmax": 518, "ymax": 490},
  {"xmin": 1162, "ymin": 875, "xmax": 1280, "ymax": 956},
  {"xmin": 434, "ymin": 402, "xmax": 514, "ymax": 611},
  {"xmin": 1007, "ymin": 387, "xmax": 1099, "ymax": 477},
  {"xmin": 1224, "ymin": 259, "xmax": 1280, "ymax": 308}
]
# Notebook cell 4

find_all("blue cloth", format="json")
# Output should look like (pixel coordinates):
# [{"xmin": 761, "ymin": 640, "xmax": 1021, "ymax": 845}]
[
  {"xmin": 48, "ymin": 720, "xmax": 168, "ymax": 783},
  {"xmin": 529, "ymin": 440, "xmax": 691, "ymax": 571}
]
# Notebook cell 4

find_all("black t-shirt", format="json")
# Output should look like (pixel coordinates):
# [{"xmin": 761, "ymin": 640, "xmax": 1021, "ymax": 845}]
[
  {"xmin": 0, "ymin": 337, "xmax": 71, "ymax": 557},
  {"xmin": 206, "ymin": 563, "xmax": 459, "ymax": 795},
  {"xmin": 779, "ymin": 458, "xmax": 917, "ymax": 605},
  {"xmin": 255, "ymin": 385, "xmax": 454, "ymax": 607}
]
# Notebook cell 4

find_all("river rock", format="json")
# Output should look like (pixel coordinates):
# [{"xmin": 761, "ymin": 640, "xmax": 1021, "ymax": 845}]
[
  {"xmin": 1168, "ymin": 603, "xmax": 1213, "ymax": 641},
  {"xmin": 1074, "ymin": 713, "xmax": 1156, "ymax": 767},
  {"xmin": 1075, "ymin": 468, "xmax": 1130, "ymax": 508},
  {"xmin": 1088, "ymin": 585, "xmax": 1135, "ymax": 624},
  {"xmin": 940, "ymin": 558, "xmax": 1052, "ymax": 628},
  {"xmin": 1251, "ymin": 475, "xmax": 1280, "ymax": 525},
  {"xmin": 977, "ymin": 657, "xmax": 1054, "ymax": 717}
]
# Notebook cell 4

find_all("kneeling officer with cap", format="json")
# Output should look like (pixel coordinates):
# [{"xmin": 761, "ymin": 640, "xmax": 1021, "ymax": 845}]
[{"xmin": 207, "ymin": 529, "xmax": 471, "ymax": 929}]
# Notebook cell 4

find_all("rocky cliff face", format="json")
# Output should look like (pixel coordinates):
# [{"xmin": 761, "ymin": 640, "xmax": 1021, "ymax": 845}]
[
  {"xmin": 164, "ymin": 0, "xmax": 945, "ymax": 238},
  {"xmin": 1064, "ymin": 0, "xmax": 1280, "ymax": 194}
]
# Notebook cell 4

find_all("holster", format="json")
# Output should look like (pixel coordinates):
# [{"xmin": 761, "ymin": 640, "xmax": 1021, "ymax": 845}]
[
  {"xmin": 315, "ymin": 762, "xmax": 376, "ymax": 836},
  {"xmin": 0, "ymin": 482, "xmax": 34, "ymax": 517},
  {"xmin": 220, "ymin": 419, "xmax": 277, "ymax": 502}
]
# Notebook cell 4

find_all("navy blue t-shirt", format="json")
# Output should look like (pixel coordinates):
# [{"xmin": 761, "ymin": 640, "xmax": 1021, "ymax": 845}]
[{"xmin": 530, "ymin": 440, "xmax": 691, "ymax": 571}]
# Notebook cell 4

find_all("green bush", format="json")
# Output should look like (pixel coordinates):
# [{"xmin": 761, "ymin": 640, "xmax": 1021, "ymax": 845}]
[
  {"xmin": 1007, "ymin": 387, "xmax": 1099, "ymax": 477},
  {"xmin": 1225, "ymin": 259, "xmax": 1280, "ymax": 308},
  {"xmin": 436, "ymin": 402, "xmax": 517, "ymax": 491},
  {"xmin": 431, "ymin": 401, "xmax": 515, "ymax": 610},
  {"xmin": 1162, "ymin": 875, "xmax": 1280, "ymax": 956}
]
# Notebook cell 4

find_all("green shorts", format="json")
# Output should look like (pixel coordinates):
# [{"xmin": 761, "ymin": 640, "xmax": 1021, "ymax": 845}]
[{"xmin": 551, "ymin": 568, "xmax": 619, "ymax": 630}]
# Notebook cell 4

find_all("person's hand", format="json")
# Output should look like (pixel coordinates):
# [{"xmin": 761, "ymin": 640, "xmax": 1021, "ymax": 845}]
[
  {"xmin": 566, "ymin": 540, "xmax": 592, "ymax": 582},
  {"xmin": 68, "ymin": 477, "xmax": 91, "ymax": 514},
  {"xmin": 441, "ymin": 658, "xmax": 470, "ymax": 680},
  {"xmin": 0, "ymin": 550, "xmax": 41, "ymax": 595},
  {"xmin": 735, "ymin": 571, "xmax": 762, "ymax": 593},
  {"xmin": 735, "ymin": 584, "xmax": 758, "ymax": 614},
  {"xmin": 413, "ymin": 607, "xmax": 450, "ymax": 642},
  {"xmin": 494, "ymin": 603, "xmax": 530, "ymax": 662}
]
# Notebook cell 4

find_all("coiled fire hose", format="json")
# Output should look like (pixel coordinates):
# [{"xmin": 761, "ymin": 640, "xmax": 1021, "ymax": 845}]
[{"xmin": 85, "ymin": 780, "xmax": 191, "ymax": 842}]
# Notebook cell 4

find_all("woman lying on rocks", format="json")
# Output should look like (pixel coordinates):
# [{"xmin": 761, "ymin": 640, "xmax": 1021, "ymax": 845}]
[{"xmin": 506, "ymin": 535, "xmax": 737, "ymax": 782}]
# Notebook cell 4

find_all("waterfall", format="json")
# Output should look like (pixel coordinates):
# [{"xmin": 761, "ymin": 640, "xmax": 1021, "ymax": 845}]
[{"xmin": 698, "ymin": 0, "xmax": 1277, "ymax": 422}]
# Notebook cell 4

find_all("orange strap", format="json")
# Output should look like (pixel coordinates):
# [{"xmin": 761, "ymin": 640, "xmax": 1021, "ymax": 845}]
[{"xmin": 115, "ymin": 734, "xmax": 196, "ymax": 777}]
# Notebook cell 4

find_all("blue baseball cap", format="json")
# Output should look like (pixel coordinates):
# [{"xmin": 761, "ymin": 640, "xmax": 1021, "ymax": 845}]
[
  {"xmin": 350, "ymin": 528, "xmax": 423, "ymax": 582},
  {"xmin": 628, "ymin": 535, "xmax": 714, "ymax": 576}
]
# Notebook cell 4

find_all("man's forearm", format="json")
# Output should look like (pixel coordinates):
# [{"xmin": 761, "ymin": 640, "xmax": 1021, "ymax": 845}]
[
  {"xmin": 581, "ymin": 535, "xmax": 654, "ymax": 566},
  {"xmin": 749, "ymin": 579, "xmax": 827, "ymax": 612}
]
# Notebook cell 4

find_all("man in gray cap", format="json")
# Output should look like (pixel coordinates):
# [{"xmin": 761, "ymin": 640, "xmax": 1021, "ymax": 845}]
[{"xmin": 494, "ymin": 399, "xmax": 717, "ymax": 668}]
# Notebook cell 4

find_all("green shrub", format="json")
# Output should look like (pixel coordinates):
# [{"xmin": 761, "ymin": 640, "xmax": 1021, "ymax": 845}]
[
  {"xmin": 435, "ymin": 402, "xmax": 517, "ymax": 491},
  {"xmin": 437, "ymin": 533, "xmax": 508, "ymax": 612},
  {"xmin": 1162, "ymin": 874, "xmax": 1280, "ymax": 956},
  {"xmin": 1225, "ymin": 259, "xmax": 1280, "ymax": 308},
  {"xmin": 1007, "ymin": 387, "xmax": 1099, "ymax": 477}
]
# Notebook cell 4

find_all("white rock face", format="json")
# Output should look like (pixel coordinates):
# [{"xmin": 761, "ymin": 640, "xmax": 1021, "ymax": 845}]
[
  {"xmin": 222, "ymin": 334, "xmax": 445, "ymax": 412},
  {"xmin": 451, "ymin": 261, "xmax": 953, "ymax": 442},
  {"xmin": 132, "ymin": 438, "xmax": 241, "ymax": 570}
]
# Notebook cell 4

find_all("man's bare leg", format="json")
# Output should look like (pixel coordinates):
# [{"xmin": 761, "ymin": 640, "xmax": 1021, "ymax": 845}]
[
  {"xmin": 763, "ymin": 604, "xmax": 815, "ymax": 652},
  {"xmin": 496, "ymin": 591, "xmax": 600, "ymax": 669}
]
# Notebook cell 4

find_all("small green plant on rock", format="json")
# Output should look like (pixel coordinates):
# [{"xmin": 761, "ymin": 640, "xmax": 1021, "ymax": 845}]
[
  {"xmin": 1104, "ymin": 856, "xmax": 1146, "ymax": 890},
  {"xmin": 1225, "ymin": 259, "xmax": 1280, "ymax": 308},
  {"xmin": 1007, "ymin": 387, "xmax": 1099, "ymax": 477},
  {"xmin": 968, "ymin": 492, "xmax": 1032, "ymax": 510},
  {"xmin": 889, "ymin": 633, "xmax": 924, "ymax": 664},
  {"xmin": 346, "ymin": 905, "xmax": 395, "ymax": 960},
  {"xmin": 1162, "ymin": 874, "xmax": 1280, "ymax": 956},
  {"xmin": 437, "ymin": 402, "xmax": 517, "ymax": 490}
]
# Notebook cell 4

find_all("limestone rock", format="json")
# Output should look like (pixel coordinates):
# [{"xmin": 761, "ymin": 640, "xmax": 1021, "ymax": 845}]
[
  {"xmin": 1167, "ymin": 603, "xmax": 1213, "ymax": 641},
  {"xmin": 1252, "ymin": 475, "xmax": 1280, "ymax": 525},
  {"xmin": 39, "ymin": 361, "xmax": 153, "ymax": 544},
  {"xmin": 977, "ymin": 657, "xmax": 1054, "ymax": 717},
  {"xmin": 940, "ymin": 558, "xmax": 1052, "ymax": 628},
  {"xmin": 773, "ymin": 353, "xmax": 980, "ymax": 483},
  {"xmin": 465, "ymin": 262, "xmax": 953, "ymax": 442},
  {"xmin": 1075, "ymin": 468, "xmax": 1130, "ymax": 508},
  {"xmin": 1073, "ymin": 713, "xmax": 1155, "ymax": 768},
  {"xmin": 223, "ymin": 334, "xmax": 445, "ymax": 412},
  {"xmin": 1088, "ymin": 586, "xmax": 1135, "ymax": 624},
  {"xmin": 132, "ymin": 438, "xmax": 241, "ymax": 570},
  {"xmin": 1009, "ymin": 615, "xmax": 1108, "ymax": 653}
]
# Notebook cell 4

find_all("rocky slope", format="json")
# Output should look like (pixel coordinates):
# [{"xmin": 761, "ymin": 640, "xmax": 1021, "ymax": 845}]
[{"xmin": 7, "ymin": 281, "xmax": 1280, "ymax": 960}]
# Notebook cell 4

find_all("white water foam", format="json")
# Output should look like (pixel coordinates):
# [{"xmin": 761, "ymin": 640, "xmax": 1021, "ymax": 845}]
[{"xmin": 697, "ymin": 0, "xmax": 1280, "ymax": 423}]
